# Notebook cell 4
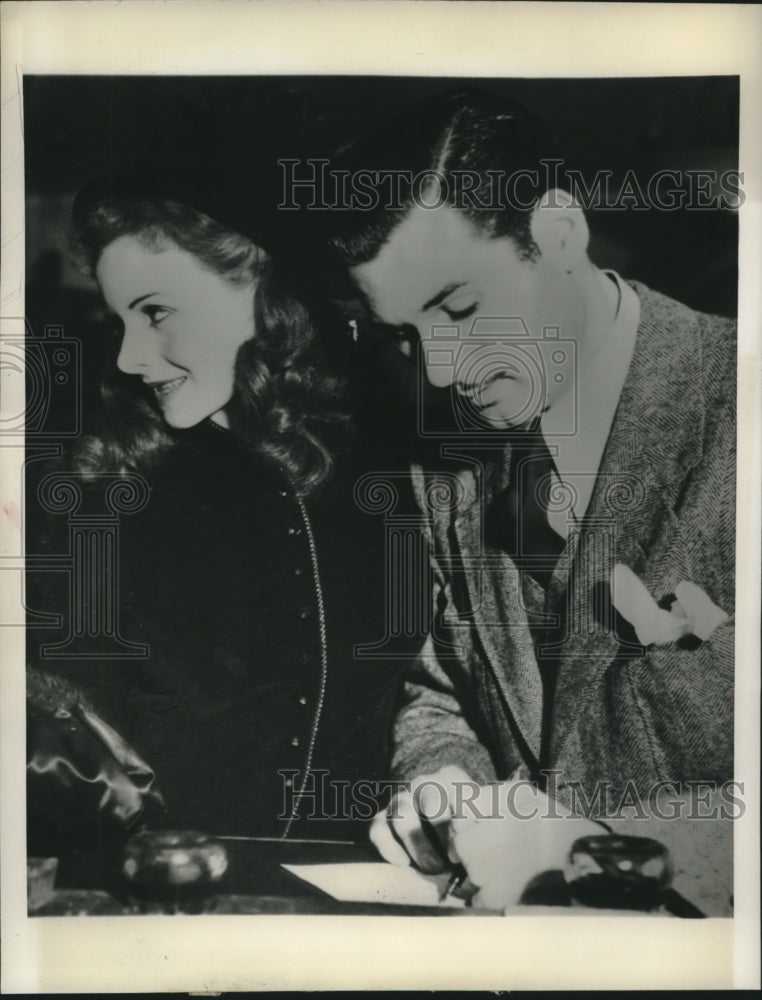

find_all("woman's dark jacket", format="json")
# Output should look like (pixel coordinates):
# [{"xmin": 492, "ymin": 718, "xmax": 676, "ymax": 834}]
[{"xmin": 26, "ymin": 420, "xmax": 417, "ymax": 846}]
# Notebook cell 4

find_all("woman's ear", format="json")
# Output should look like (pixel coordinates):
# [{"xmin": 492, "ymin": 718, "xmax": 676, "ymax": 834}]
[{"xmin": 530, "ymin": 188, "xmax": 589, "ymax": 273}]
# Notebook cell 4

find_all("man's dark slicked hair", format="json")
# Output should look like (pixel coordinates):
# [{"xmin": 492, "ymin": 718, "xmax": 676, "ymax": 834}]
[{"xmin": 327, "ymin": 87, "xmax": 565, "ymax": 268}]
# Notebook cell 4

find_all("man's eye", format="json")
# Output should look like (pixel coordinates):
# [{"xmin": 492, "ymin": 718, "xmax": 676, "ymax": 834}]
[
  {"xmin": 442, "ymin": 300, "xmax": 478, "ymax": 321},
  {"xmin": 142, "ymin": 305, "xmax": 172, "ymax": 327}
]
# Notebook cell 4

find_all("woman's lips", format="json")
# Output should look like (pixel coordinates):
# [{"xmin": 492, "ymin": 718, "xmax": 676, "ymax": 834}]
[{"xmin": 145, "ymin": 376, "xmax": 187, "ymax": 402}]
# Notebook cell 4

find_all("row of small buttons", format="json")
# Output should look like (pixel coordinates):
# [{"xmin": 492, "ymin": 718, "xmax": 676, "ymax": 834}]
[
  {"xmin": 278, "ymin": 488, "xmax": 315, "ymax": 797},
  {"xmin": 279, "ymin": 492, "xmax": 311, "ymax": 592},
  {"xmin": 289, "ymin": 692, "xmax": 310, "ymax": 754},
  {"xmin": 285, "ymin": 689, "xmax": 309, "ymax": 791}
]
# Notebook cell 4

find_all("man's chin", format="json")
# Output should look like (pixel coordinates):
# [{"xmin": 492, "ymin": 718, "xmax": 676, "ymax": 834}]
[
  {"xmin": 468, "ymin": 389, "xmax": 542, "ymax": 429},
  {"xmin": 479, "ymin": 413, "xmax": 515, "ymax": 429},
  {"xmin": 478, "ymin": 405, "xmax": 532, "ymax": 429}
]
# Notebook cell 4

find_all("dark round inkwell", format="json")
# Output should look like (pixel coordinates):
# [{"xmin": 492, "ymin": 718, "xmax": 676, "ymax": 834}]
[
  {"xmin": 121, "ymin": 829, "xmax": 228, "ymax": 913},
  {"xmin": 563, "ymin": 834, "xmax": 672, "ymax": 911}
]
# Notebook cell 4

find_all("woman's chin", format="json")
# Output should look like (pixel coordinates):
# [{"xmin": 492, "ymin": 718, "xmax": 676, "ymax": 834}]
[
  {"xmin": 161, "ymin": 407, "xmax": 230, "ymax": 431},
  {"xmin": 160, "ymin": 410, "xmax": 206, "ymax": 430}
]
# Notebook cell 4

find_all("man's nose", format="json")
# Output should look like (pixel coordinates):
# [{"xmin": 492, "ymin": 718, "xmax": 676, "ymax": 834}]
[
  {"xmin": 116, "ymin": 323, "xmax": 155, "ymax": 375},
  {"xmin": 421, "ymin": 339, "xmax": 481, "ymax": 390}
]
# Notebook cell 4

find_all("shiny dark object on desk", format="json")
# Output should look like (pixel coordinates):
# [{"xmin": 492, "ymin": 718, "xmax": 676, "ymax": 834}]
[
  {"xmin": 122, "ymin": 829, "xmax": 228, "ymax": 888},
  {"xmin": 564, "ymin": 834, "xmax": 672, "ymax": 911}
]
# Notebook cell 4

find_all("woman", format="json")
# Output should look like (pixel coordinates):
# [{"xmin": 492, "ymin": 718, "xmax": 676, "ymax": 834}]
[{"xmin": 26, "ymin": 179, "xmax": 406, "ymax": 852}]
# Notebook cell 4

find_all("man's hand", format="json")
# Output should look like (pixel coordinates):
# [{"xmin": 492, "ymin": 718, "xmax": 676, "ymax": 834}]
[
  {"xmin": 369, "ymin": 765, "xmax": 477, "ymax": 872},
  {"xmin": 449, "ymin": 781, "xmax": 603, "ymax": 909}
]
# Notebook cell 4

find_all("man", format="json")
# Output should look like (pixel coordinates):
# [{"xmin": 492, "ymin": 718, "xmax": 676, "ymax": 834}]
[{"xmin": 320, "ymin": 89, "xmax": 736, "ymax": 913}]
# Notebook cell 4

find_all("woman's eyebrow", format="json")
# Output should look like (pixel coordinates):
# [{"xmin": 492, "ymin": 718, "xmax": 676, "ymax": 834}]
[
  {"xmin": 128, "ymin": 292, "xmax": 160, "ymax": 310},
  {"xmin": 421, "ymin": 280, "xmax": 467, "ymax": 313}
]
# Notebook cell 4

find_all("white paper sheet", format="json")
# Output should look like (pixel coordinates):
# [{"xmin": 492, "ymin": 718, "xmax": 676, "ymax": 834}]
[{"xmin": 281, "ymin": 862, "xmax": 466, "ymax": 908}]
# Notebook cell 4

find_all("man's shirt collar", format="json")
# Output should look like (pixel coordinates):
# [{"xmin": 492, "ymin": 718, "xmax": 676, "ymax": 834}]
[{"xmin": 540, "ymin": 269, "xmax": 640, "ymax": 538}]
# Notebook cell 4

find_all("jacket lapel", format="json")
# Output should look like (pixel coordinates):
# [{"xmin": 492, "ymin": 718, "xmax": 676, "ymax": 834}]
[
  {"xmin": 428, "ymin": 448, "xmax": 544, "ymax": 764},
  {"xmin": 452, "ymin": 498, "xmax": 544, "ymax": 763}
]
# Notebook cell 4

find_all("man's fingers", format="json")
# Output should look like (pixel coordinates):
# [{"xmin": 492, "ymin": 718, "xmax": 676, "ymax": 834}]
[
  {"xmin": 449, "ymin": 813, "xmax": 502, "ymax": 888},
  {"xmin": 371, "ymin": 792, "xmax": 447, "ymax": 872},
  {"xmin": 452, "ymin": 874, "xmax": 478, "ymax": 900},
  {"xmin": 414, "ymin": 785, "xmax": 453, "ymax": 861},
  {"xmin": 389, "ymin": 808, "xmax": 447, "ymax": 873},
  {"xmin": 369, "ymin": 809, "xmax": 412, "ymax": 867},
  {"xmin": 445, "ymin": 817, "xmax": 466, "ymax": 865},
  {"xmin": 370, "ymin": 768, "xmax": 478, "ymax": 872},
  {"xmin": 416, "ymin": 781, "xmax": 450, "ymax": 820}
]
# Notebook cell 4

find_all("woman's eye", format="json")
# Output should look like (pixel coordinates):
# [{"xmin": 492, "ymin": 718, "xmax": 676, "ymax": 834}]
[
  {"xmin": 108, "ymin": 314, "xmax": 124, "ymax": 339},
  {"xmin": 142, "ymin": 305, "xmax": 172, "ymax": 327}
]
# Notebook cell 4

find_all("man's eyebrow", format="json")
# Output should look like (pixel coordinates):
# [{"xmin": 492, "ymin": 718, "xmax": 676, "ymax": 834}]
[
  {"xmin": 421, "ymin": 281, "xmax": 467, "ymax": 313},
  {"xmin": 128, "ymin": 292, "xmax": 159, "ymax": 310}
]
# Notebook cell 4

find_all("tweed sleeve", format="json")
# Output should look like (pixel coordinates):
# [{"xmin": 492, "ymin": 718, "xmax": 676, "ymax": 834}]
[
  {"xmin": 390, "ymin": 626, "xmax": 498, "ymax": 785},
  {"xmin": 389, "ymin": 466, "xmax": 499, "ymax": 785}
]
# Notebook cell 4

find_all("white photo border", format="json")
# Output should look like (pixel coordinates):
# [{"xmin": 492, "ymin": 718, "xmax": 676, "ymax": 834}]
[{"xmin": 1, "ymin": 1, "xmax": 760, "ymax": 992}]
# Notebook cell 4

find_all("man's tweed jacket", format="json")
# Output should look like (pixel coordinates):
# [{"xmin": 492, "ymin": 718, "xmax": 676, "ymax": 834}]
[{"xmin": 393, "ymin": 282, "xmax": 736, "ymax": 802}]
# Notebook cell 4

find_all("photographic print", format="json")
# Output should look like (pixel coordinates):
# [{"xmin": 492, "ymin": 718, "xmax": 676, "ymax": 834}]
[{"xmin": 2, "ymin": 2, "xmax": 760, "ymax": 993}]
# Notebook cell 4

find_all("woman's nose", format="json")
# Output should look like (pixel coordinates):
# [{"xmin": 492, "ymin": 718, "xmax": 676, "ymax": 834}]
[{"xmin": 116, "ymin": 323, "xmax": 155, "ymax": 374}]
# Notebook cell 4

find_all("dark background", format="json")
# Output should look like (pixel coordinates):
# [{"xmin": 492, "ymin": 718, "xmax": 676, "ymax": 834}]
[{"xmin": 24, "ymin": 74, "xmax": 739, "ymax": 438}]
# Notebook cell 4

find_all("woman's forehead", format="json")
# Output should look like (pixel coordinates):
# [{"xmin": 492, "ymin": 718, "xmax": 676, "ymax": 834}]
[{"xmin": 96, "ymin": 236, "xmax": 210, "ymax": 303}]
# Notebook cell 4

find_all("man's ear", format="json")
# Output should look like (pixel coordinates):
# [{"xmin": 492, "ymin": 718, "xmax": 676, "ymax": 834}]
[{"xmin": 529, "ymin": 188, "xmax": 589, "ymax": 272}]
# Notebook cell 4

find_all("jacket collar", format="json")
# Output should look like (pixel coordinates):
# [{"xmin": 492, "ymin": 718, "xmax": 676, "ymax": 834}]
[{"xmin": 597, "ymin": 281, "xmax": 706, "ymax": 513}]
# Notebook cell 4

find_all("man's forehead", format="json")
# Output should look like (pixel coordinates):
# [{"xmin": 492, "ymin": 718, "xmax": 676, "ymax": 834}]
[{"xmin": 351, "ymin": 206, "xmax": 483, "ymax": 323}]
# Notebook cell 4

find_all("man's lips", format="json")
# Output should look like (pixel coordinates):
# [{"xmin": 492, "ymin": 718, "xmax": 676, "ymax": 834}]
[{"xmin": 455, "ymin": 369, "xmax": 518, "ymax": 407}]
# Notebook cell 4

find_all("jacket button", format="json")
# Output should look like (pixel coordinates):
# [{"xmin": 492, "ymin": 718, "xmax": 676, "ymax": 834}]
[
  {"xmin": 291, "ymin": 736, "xmax": 300, "ymax": 747},
  {"xmin": 298, "ymin": 695, "xmax": 307, "ymax": 706}
]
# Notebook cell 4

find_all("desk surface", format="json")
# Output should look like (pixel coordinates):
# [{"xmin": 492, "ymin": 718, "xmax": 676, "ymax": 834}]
[
  {"xmin": 29, "ymin": 836, "xmax": 493, "ymax": 917},
  {"xmin": 29, "ymin": 830, "xmax": 723, "ymax": 917}
]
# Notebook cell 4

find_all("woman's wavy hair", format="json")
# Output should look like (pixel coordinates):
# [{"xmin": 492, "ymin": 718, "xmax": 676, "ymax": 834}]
[{"xmin": 71, "ymin": 194, "xmax": 350, "ymax": 496}]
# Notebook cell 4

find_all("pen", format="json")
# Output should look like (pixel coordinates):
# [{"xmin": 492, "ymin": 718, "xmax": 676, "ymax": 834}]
[
  {"xmin": 419, "ymin": 814, "xmax": 468, "ymax": 903},
  {"xmin": 438, "ymin": 862, "xmax": 468, "ymax": 902}
]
